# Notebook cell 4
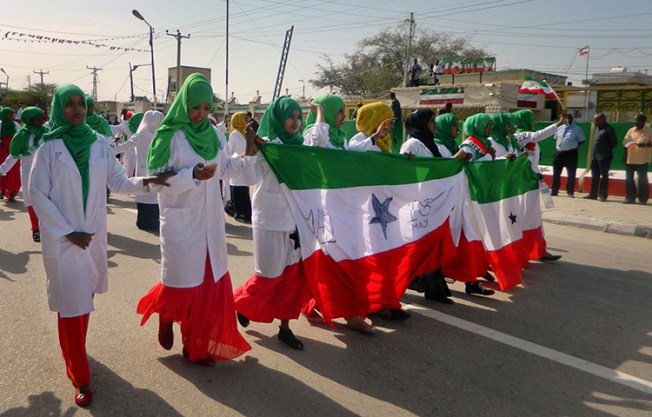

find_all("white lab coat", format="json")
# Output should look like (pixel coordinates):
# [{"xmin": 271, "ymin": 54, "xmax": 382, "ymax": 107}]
[
  {"xmin": 226, "ymin": 130, "xmax": 248, "ymax": 187},
  {"xmin": 153, "ymin": 128, "xmax": 248, "ymax": 288},
  {"xmin": 114, "ymin": 120, "xmax": 137, "ymax": 177},
  {"xmin": 238, "ymin": 137, "xmax": 295, "ymax": 233},
  {"xmin": 303, "ymin": 122, "xmax": 348, "ymax": 150},
  {"xmin": 0, "ymin": 130, "xmax": 38, "ymax": 206},
  {"xmin": 514, "ymin": 123, "xmax": 558, "ymax": 172},
  {"xmin": 29, "ymin": 135, "xmax": 150, "ymax": 317},
  {"xmin": 113, "ymin": 112, "xmax": 164, "ymax": 204},
  {"xmin": 399, "ymin": 138, "xmax": 437, "ymax": 157},
  {"xmin": 347, "ymin": 131, "xmax": 382, "ymax": 152}
]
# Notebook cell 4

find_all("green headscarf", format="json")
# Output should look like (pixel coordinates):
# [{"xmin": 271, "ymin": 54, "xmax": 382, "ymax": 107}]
[
  {"xmin": 257, "ymin": 96, "xmax": 304, "ymax": 145},
  {"xmin": 84, "ymin": 97, "xmax": 114, "ymax": 137},
  {"xmin": 434, "ymin": 113, "xmax": 459, "ymax": 155},
  {"xmin": 127, "ymin": 112, "xmax": 144, "ymax": 134},
  {"xmin": 489, "ymin": 112, "xmax": 512, "ymax": 150},
  {"xmin": 303, "ymin": 93, "xmax": 345, "ymax": 149},
  {"xmin": 9, "ymin": 107, "xmax": 46, "ymax": 157},
  {"xmin": 463, "ymin": 114, "xmax": 492, "ymax": 149},
  {"xmin": 43, "ymin": 84, "xmax": 97, "ymax": 209},
  {"xmin": 148, "ymin": 73, "xmax": 218, "ymax": 170},
  {"xmin": 0, "ymin": 107, "xmax": 17, "ymax": 137},
  {"xmin": 513, "ymin": 109, "xmax": 534, "ymax": 133}
]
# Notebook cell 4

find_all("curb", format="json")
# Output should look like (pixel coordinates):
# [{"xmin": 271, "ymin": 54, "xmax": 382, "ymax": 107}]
[{"xmin": 542, "ymin": 213, "xmax": 652, "ymax": 239}]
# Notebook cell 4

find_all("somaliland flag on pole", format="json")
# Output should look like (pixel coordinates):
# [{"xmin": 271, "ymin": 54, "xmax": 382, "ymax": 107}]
[
  {"xmin": 518, "ymin": 76, "xmax": 559, "ymax": 99},
  {"xmin": 465, "ymin": 156, "xmax": 547, "ymax": 290},
  {"xmin": 579, "ymin": 45, "xmax": 589, "ymax": 56},
  {"xmin": 259, "ymin": 144, "xmax": 465, "ymax": 323}
]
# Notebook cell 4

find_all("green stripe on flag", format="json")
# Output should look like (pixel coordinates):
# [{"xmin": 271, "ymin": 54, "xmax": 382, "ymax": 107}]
[
  {"xmin": 259, "ymin": 143, "xmax": 464, "ymax": 190},
  {"xmin": 464, "ymin": 156, "xmax": 539, "ymax": 203}
]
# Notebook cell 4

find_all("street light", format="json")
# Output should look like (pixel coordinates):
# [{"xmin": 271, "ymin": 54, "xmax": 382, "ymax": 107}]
[
  {"xmin": 0, "ymin": 68, "xmax": 8, "ymax": 92},
  {"xmin": 132, "ymin": 9, "xmax": 156, "ymax": 107},
  {"xmin": 129, "ymin": 62, "xmax": 150, "ymax": 102},
  {"xmin": 299, "ymin": 79, "xmax": 305, "ymax": 99}
]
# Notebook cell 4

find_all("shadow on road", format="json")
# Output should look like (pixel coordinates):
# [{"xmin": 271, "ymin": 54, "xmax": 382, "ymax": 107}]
[
  {"xmin": 0, "ymin": 392, "xmax": 76, "ymax": 417},
  {"xmin": 0, "ymin": 248, "xmax": 39, "ymax": 282},
  {"xmin": 107, "ymin": 232, "xmax": 161, "ymax": 262},
  {"xmin": 158, "ymin": 353, "xmax": 358, "ymax": 417}
]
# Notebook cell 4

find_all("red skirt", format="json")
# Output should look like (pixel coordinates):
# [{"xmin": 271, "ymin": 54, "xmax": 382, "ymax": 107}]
[
  {"xmin": 233, "ymin": 261, "xmax": 311, "ymax": 323},
  {"xmin": 137, "ymin": 257, "xmax": 251, "ymax": 362},
  {"xmin": 0, "ymin": 135, "xmax": 20, "ymax": 197}
]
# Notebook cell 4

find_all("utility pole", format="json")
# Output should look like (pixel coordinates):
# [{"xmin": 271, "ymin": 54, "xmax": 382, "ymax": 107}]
[
  {"xmin": 403, "ymin": 12, "xmax": 415, "ymax": 87},
  {"xmin": 225, "ymin": 0, "xmax": 230, "ymax": 120},
  {"xmin": 86, "ymin": 66, "xmax": 103, "ymax": 101},
  {"xmin": 166, "ymin": 29, "xmax": 190, "ymax": 97},
  {"xmin": 33, "ymin": 69, "xmax": 49, "ymax": 86}
]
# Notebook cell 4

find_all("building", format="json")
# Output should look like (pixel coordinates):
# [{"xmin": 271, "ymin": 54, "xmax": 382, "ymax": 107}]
[{"xmin": 167, "ymin": 65, "xmax": 212, "ymax": 102}]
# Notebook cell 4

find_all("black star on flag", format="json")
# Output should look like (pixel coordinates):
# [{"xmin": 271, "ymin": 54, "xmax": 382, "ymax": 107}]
[
  {"xmin": 508, "ymin": 212, "xmax": 517, "ymax": 224},
  {"xmin": 369, "ymin": 193, "xmax": 397, "ymax": 240}
]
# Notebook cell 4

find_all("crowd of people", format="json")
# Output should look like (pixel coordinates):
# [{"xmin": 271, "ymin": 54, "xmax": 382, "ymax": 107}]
[{"xmin": 1, "ymin": 73, "xmax": 651, "ymax": 408}]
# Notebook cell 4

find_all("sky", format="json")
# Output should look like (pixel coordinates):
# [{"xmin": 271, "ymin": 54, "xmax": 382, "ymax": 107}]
[{"xmin": 1, "ymin": 0, "xmax": 652, "ymax": 104}]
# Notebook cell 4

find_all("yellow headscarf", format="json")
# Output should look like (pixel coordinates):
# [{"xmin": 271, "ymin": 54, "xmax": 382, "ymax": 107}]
[
  {"xmin": 231, "ymin": 112, "xmax": 247, "ymax": 134},
  {"xmin": 355, "ymin": 102, "xmax": 393, "ymax": 152}
]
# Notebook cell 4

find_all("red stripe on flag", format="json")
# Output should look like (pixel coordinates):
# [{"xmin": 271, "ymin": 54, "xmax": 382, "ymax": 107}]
[
  {"xmin": 441, "ymin": 233, "xmax": 489, "ymax": 282},
  {"xmin": 302, "ymin": 220, "xmax": 457, "ymax": 323},
  {"xmin": 486, "ymin": 226, "xmax": 546, "ymax": 291}
]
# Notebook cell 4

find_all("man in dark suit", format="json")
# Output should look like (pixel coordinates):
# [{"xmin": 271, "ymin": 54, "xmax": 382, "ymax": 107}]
[{"xmin": 584, "ymin": 113, "xmax": 617, "ymax": 201}]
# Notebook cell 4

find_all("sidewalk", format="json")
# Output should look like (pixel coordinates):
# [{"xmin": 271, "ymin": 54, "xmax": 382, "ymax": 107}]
[{"xmin": 542, "ymin": 191, "xmax": 652, "ymax": 239}]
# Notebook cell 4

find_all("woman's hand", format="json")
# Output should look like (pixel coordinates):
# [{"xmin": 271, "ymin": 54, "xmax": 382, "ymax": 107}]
[
  {"xmin": 244, "ymin": 122, "xmax": 264, "ymax": 155},
  {"xmin": 193, "ymin": 163, "xmax": 217, "ymax": 180},
  {"xmin": 375, "ymin": 119, "xmax": 392, "ymax": 139},
  {"xmin": 67, "ymin": 231, "xmax": 94, "ymax": 249},
  {"xmin": 143, "ymin": 170, "xmax": 177, "ymax": 187},
  {"xmin": 504, "ymin": 152, "xmax": 517, "ymax": 161}
]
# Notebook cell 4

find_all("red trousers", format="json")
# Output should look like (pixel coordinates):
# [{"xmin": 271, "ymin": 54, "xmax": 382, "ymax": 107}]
[
  {"xmin": 0, "ymin": 135, "xmax": 20, "ymax": 197},
  {"xmin": 27, "ymin": 206, "xmax": 39, "ymax": 231},
  {"xmin": 57, "ymin": 313, "xmax": 90, "ymax": 388}
]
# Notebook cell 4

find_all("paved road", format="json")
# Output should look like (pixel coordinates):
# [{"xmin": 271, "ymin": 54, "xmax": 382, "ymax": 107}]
[{"xmin": 1, "ymin": 194, "xmax": 652, "ymax": 417}]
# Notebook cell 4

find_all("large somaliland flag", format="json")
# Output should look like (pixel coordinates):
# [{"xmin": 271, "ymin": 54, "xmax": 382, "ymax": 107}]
[
  {"xmin": 465, "ymin": 156, "xmax": 546, "ymax": 290},
  {"xmin": 259, "ymin": 144, "xmax": 466, "ymax": 323}
]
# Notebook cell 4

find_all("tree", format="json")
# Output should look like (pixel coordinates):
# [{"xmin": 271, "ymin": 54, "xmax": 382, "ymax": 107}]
[
  {"xmin": 1, "ymin": 83, "xmax": 57, "ymax": 113},
  {"xmin": 311, "ymin": 22, "xmax": 488, "ymax": 99}
]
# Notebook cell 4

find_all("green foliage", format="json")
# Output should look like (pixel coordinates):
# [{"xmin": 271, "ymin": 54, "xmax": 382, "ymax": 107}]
[
  {"xmin": 0, "ymin": 83, "xmax": 57, "ymax": 112},
  {"xmin": 311, "ymin": 22, "xmax": 487, "ymax": 99}
]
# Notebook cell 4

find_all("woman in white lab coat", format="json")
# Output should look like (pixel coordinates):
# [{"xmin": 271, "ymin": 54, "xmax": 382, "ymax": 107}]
[
  {"xmin": 347, "ymin": 102, "xmax": 393, "ymax": 153},
  {"xmin": 136, "ymin": 73, "xmax": 253, "ymax": 366},
  {"xmin": 224, "ymin": 111, "xmax": 252, "ymax": 223},
  {"xmin": 233, "ymin": 96, "xmax": 312, "ymax": 350},
  {"xmin": 0, "ymin": 107, "xmax": 48, "ymax": 241},
  {"xmin": 29, "ymin": 84, "xmax": 172, "ymax": 407},
  {"xmin": 113, "ymin": 110, "xmax": 164, "ymax": 231}
]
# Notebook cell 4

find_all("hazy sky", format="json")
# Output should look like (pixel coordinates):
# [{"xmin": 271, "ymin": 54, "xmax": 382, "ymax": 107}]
[{"xmin": 1, "ymin": 0, "xmax": 651, "ymax": 103}]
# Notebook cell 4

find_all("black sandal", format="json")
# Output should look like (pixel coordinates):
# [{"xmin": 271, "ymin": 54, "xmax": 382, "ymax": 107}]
[
  {"xmin": 237, "ymin": 312, "xmax": 250, "ymax": 328},
  {"xmin": 278, "ymin": 327, "xmax": 304, "ymax": 350},
  {"xmin": 465, "ymin": 282, "xmax": 495, "ymax": 296}
]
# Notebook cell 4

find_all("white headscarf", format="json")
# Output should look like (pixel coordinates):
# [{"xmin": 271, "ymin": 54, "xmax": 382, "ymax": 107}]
[{"xmin": 136, "ymin": 110, "xmax": 165, "ymax": 137}]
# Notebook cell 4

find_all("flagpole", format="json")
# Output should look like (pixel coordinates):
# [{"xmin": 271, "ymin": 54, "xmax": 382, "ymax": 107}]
[{"xmin": 584, "ymin": 46, "xmax": 590, "ymax": 121}]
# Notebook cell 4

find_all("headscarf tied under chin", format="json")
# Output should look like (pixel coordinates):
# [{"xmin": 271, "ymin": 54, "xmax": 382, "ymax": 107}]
[
  {"xmin": 0, "ymin": 107, "xmax": 17, "ymax": 137},
  {"xmin": 147, "ymin": 73, "xmax": 218, "ymax": 170},
  {"xmin": 9, "ymin": 107, "xmax": 46, "ymax": 157},
  {"xmin": 489, "ymin": 112, "xmax": 512, "ymax": 150},
  {"xmin": 434, "ymin": 113, "xmax": 459, "ymax": 155},
  {"xmin": 355, "ymin": 102, "xmax": 393, "ymax": 152},
  {"xmin": 231, "ymin": 112, "xmax": 247, "ymax": 134},
  {"xmin": 405, "ymin": 108, "xmax": 440, "ymax": 157},
  {"xmin": 513, "ymin": 109, "xmax": 534, "ymax": 133},
  {"xmin": 257, "ymin": 96, "xmax": 304, "ymax": 145},
  {"xmin": 303, "ymin": 93, "xmax": 346, "ymax": 149},
  {"xmin": 463, "ymin": 113, "xmax": 493, "ymax": 149},
  {"xmin": 43, "ymin": 84, "xmax": 97, "ymax": 209}
]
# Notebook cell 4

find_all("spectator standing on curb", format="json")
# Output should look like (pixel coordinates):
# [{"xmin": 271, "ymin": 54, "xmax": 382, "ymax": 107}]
[
  {"xmin": 622, "ymin": 114, "xmax": 652, "ymax": 205},
  {"xmin": 551, "ymin": 113, "xmax": 585, "ymax": 197},
  {"xmin": 584, "ymin": 113, "xmax": 617, "ymax": 202}
]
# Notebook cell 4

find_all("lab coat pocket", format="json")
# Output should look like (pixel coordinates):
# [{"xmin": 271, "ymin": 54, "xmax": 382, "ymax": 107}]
[{"xmin": 160, "ymin": 207, "xmax": 192, "ymax": 241}]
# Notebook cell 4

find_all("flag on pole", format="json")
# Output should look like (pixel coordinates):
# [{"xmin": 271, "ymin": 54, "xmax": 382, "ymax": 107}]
[
  {"xmin": 518, "ymin": 76, "xmax": 559, "ymax": 99},
  {"xmin": 579, "ymin": 45, "xmax": 589, "ymax": 56},
  {"xmin": 260, "ymin": 144, "xmax": 465, "ymax": 323}
]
